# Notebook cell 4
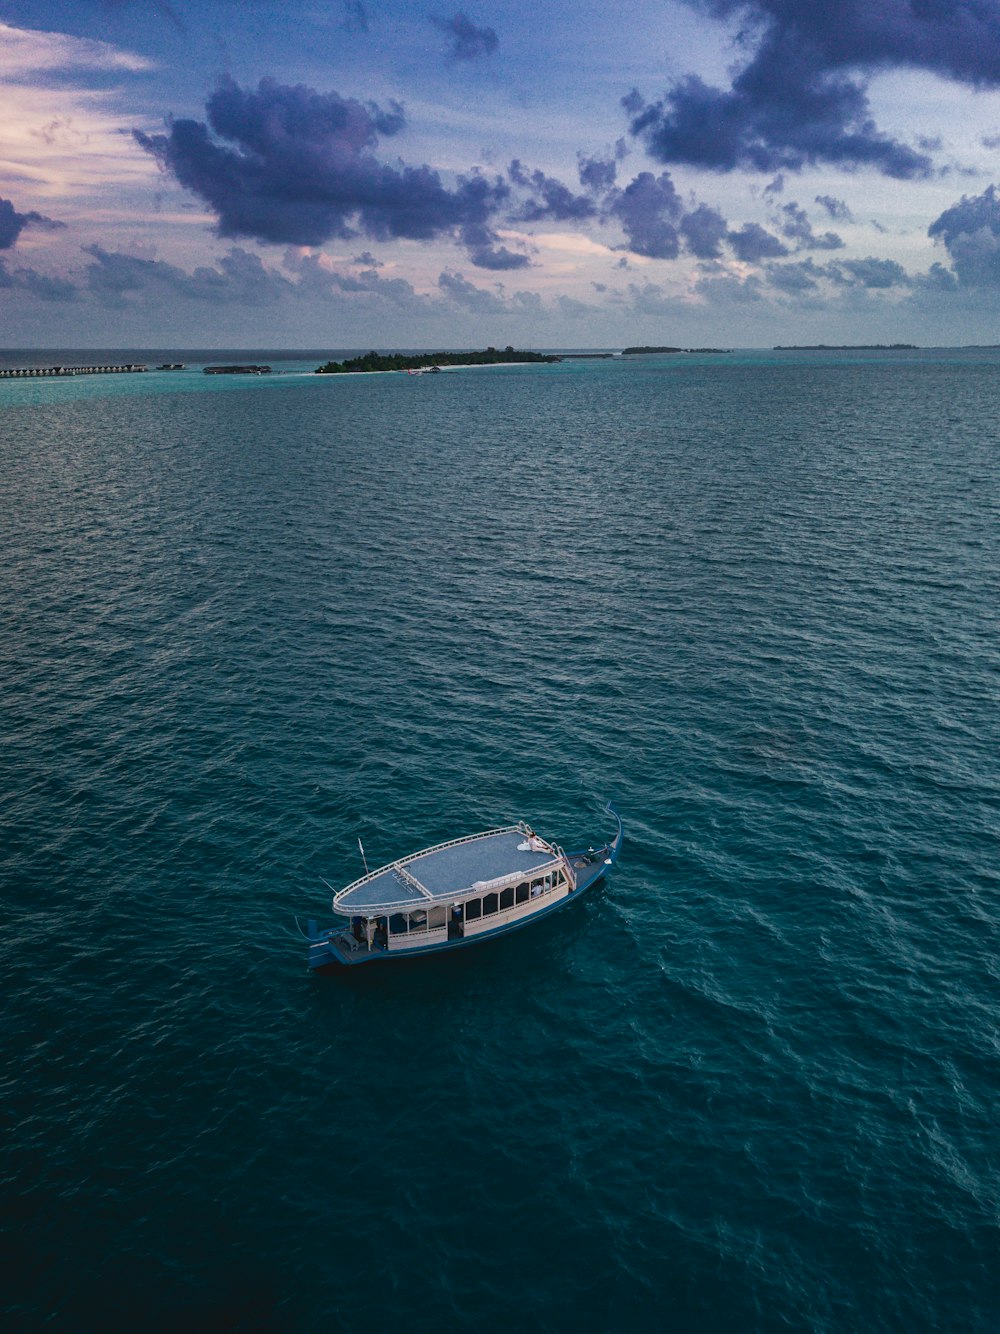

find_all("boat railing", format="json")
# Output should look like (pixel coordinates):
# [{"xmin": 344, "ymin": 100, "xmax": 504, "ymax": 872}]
[
  {"xmin": 334, "ymin": 824, "xmax": 522, "ymax": 899},
  {"xmin": 470, "ymin": 855, "xmax": 565, "ymax": 893}
]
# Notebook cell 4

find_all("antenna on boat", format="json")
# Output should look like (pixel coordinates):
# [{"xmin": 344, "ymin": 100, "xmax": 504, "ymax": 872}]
[{"xmin": 358, "ymin": 837, "xmax": 370, "ymax": 875}]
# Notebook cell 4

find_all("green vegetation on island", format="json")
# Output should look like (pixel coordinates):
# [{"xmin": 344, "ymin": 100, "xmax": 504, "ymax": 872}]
[
  {"xmin": 773, "ymin": 343, "xmax": 918, "ymax": 351},
  {"xmin": 315, "ymin": 346, "xmax": 561, "ymax": 374},
  {"xmin": 622, "ymin": 345, "xmax": 682, "ymax": 354}
]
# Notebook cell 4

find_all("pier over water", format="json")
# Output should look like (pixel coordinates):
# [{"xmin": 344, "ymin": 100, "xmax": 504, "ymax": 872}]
[{"xmin": 0, "ymin": 363, "xmax": 147, "ymax": 379}]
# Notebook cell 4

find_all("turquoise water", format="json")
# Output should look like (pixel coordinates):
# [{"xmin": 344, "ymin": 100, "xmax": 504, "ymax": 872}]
[{"xmin": 2, "ymin": 351, "xmax": 998, "ymax": 1331}]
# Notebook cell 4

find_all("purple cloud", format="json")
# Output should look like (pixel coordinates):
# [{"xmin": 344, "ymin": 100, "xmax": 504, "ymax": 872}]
[
  {"xmin": 577, "ymin": 140, "xmax": 628, "ymax": 194},
  {"xmin": 509, "ymin": 160, "xmax": 596, "ymax": 223},
  {"xmin": 765, "ymin": 258, "xmax": 826, "ymax": 292},
  {"xmin": 0, "ymin": 197, "xmax": 64, "ymax": 250},
  {"xmin": 609, "ymin": 171, "xmax": 683, "ymax": 258},
  {"xmin": 727, "ymin": 221, "xmax": 789, "ymax": 261},
  {"xmin": 780, "ymin": 202, "xmax": 844, "ymax": 251},
  {"xmin": 815, "ymin": 194, "xmax": 854, "ymax": 223},
  {"xmin": 431, "ymin": 12, "xmax": 499, "ymax": 61},
  {"xmin": 84, "ymin": 244, "xmax": 293, "ymax": 306},
  {"xmin": 834, "ymin": 256, "xmax": 909, "ymax": 288},
  {"xmin": 679, "ymin": 203, "xmax": 728, "ymax": 259},
  {"xmin": 135, "ymin": 77, "xmax": 515, "ymax": 268},
  {"xmin": 625, "ymin": 0, "xmax": 1000, "ymax": 177}
]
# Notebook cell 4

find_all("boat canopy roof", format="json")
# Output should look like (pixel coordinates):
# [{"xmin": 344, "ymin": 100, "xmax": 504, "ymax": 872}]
[{"xmin": 333, "ymin": 825, "xmax": 561, "ymax": 915}]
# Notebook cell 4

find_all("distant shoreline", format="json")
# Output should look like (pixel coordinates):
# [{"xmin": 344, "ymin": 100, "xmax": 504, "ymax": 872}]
[
  {"xmin": 773, "ymin": 343, "xmax": 919, "ymax": 351},
  {"xmin": 315, "ymin": 347, "xmax": 561, "ymax": 374}
]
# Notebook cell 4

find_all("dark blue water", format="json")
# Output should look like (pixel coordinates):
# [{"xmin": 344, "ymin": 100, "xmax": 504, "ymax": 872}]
[{"xmin": 2, "ymin": 351, "xmax": 998, "ymax": 1332}]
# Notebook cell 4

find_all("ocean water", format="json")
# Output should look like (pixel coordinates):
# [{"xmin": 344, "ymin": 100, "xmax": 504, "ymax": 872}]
[{"xmin": 2, "ymin": 349, "xmax": 998, "ymax": 1332}]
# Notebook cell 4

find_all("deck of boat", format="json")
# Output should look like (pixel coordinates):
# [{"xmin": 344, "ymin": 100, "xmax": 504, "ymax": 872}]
[{"xmin": 336, "ymin": 828, "xmax": 557, "ymax": 912}]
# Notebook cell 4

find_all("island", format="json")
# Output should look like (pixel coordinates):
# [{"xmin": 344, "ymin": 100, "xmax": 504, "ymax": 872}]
[
  {"xmin": 315, "ymin": 346, "xmax": 561, "ymax": 374},
  {"xmin": 622, "ymin": 345, "xmax": 682, "ymax": 354},
  {"xmin": 772, "ymin": 343, "xmax": 918, "ymax": 351},
  {"xmin": 621, "ymin": 345, "xmax": 732, "ymax": 355}
]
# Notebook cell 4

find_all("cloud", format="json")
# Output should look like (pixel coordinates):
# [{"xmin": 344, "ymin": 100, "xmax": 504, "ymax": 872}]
[
  {"xmin": 135, "ymin": 77, "xmax": 515, "ymax": 267},
  {"xmin": 341, "ymin": 1, "xmax": 369, "ymax": 34},
  {"xmin": 609, "ymin": 171, "xmax": 683, "ymax": 258},
  {"xmin": 431, "ymin": 12, "xmax": 499, "ymax": 61},
  {"xmin": 0, "ymin": 22, "xmax": 157, "ymax": 201},
  {"xmin": 509, "ymin": 160, "xmax": 596, "ymax": 223},
  {"xmin": 727, "ymin": 221, "xmax": 788, "ymax": 261},
  {"xmin": 765, "ymin": 258, "xmax": 826, "ymax": 293},
  {"xmin": 83, "ymin": 243, "xmax": 294, "ymax": 306},
  {"xmin": 780, "ymin": 202, "xmax": 844, "ymax": 250},
  {"xmin": 0, "ymin": 19, "xmax": 153, "ymax": 77},
  {"xmin": 0, "ymin": 255, "xmax": 77, "ymax": 301},
  {"xmin": 0, "ymin": 197, "xmax": 64, "ymax": 249},
  {"xmin": 624, "ymin": 0, "xmax": 1000, "ymax": 178},
  {"xmin": 834, "ymin": 256, "xmax": 909, "ymax": 288},
  {"xmin": 929, "ymin": 184, "xmax": 1000, "ymax": 286},
  {"xmin": 437, "ymin": 268, "xmax": 507, "ymax": 311},
  {"xmin": 16, "ymin": 268, "xmax": 77, "ymax": 301},
  {"xmin": 679, "ymin": 203, "xmax": 728, "ymax": 259},
  {"xmin": 815, "ymin": 194, "xmax": 854, "ymax": 223},
  {"xmin": 577, "ymin": 140, "xmax": 628, "ymax": 194},
  {"xmin": 763, "ymin": 254, "xmax": 911, "ymax": 294}
]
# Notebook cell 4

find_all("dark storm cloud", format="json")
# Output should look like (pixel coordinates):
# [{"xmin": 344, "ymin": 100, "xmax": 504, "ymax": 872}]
[
  {"xmin": 608, "ymin": 171, "xmax": 683, "ymax": 258},
  {"xmin": 135, "ymin": 78, "xmax": 514, "ymax": 267},
  {"xmin": 780, "ymin": 202, "xmax": 844, "ymax": 250},
  {"xmin": 727, "ymin": 221, "xmax": 788, "ymax": 261},
  {"xmin": 508, "ymin": 160, "xmax": 597, "ymax": 222},
  {"xmin": 929, "ymin": 184, "xmax": 1000, "ymax": 284},
  {"xmin": 679, "ymin": 203, "xmax": 728, "ymax": 259},
  {"xmin": 0, "ymin": 197, "xmax": 64, "ymax": 250},
  {"xmin": 431, "ymin": 12, "xmax": 499, "ymax": 61},
  {"xmin": 627, "ymin": 0, "xmax": 1000, "ymax": 177}
]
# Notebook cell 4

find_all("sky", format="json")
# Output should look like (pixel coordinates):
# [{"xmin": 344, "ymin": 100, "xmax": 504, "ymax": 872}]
[{"xmin": 3, "ymin": 0, "xmax": 1000, "ymax": 348}]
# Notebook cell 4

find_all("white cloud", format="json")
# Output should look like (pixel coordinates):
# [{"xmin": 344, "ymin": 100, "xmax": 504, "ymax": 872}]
[
  {"xmin": 0, "ymin": 23, "xmax": 157, "ymax": 204},
  {"xmin": 0, "ymin": 21, "xmax": 153, "ymax": 77}
]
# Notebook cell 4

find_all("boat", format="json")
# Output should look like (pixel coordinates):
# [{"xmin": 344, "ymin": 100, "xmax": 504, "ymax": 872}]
[{"xmin": 299, "ymin": 803, "xmax": 622, "ymax": 969}]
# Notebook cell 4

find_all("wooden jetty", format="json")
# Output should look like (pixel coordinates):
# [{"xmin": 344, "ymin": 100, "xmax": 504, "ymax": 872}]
[{"xmin": 0, "ymin": 363, "xmax": 147, "ymax": 379}]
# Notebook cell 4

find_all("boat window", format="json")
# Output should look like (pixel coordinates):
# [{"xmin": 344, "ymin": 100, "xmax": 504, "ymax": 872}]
[
  {"xmin": 389, "ymin": 913, "xmax": 408, "ymax": 935},
  {"xmin": 500, "ymin": 885, "xmax": 515, "ymax": 910},
  {"xmin": 531, "ymin": 878, "xmax": 544, "ymax": 896},
  {"xmin": 483, "ymin": 892, "xmax": 499, "ymax": 916},
  {"xmin": 428, "ymin": 906, "xmax": 447, "ymax": 929},
  {"xmin": 408, "ymin": 910, "xmax": 428, "ymax": 933},
  {"xmin": 516, "ymin": 882, "xmax": 529, "ymax": 904},
  {"xmin": 554, "ymin": 870, "xmax": 563, "ymax": 887},
  {"xmin": 465, "ymin": 898, "xmax": 482, "ymax": 920}
]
